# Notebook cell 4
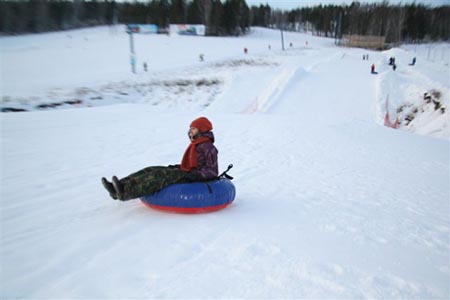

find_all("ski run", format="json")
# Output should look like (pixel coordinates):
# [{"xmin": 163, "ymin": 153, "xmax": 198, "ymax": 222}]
[{"xmin": 1, "ymin": 26, "xmax": 449, "ymax": 298}]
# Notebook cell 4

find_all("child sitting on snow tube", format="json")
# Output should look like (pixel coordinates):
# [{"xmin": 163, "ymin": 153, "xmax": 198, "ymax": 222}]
[{"xmin": 101, "ymin": 117, "xmax": 218, "ymax": 201}]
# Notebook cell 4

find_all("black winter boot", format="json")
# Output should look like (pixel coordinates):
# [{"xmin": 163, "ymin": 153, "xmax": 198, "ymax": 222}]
[
  {"xmin": 112, "ymin": 176, "xmax": 125, "ymax": 200},
  {"xmin": 102, "ymin": 177, "xmax": 117, "ymax": 200}
]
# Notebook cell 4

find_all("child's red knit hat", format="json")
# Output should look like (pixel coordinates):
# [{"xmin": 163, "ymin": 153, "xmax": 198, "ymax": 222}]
[{"xmin": 190, "ymin": 117, "xmax": 213, "ymax": 132}]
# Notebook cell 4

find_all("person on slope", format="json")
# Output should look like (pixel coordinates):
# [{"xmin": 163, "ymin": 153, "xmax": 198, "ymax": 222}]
[{"xmin": 101, "ymin": 117, "xmax": 218, "ymax": 201}]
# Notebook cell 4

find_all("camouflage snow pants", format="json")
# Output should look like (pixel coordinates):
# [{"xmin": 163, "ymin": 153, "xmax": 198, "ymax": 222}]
[{"xmin": 119, "ymin": 166, "xmax": 190, "ymax": 201}]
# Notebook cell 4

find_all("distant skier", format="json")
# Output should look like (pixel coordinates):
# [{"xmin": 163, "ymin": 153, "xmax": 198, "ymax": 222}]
[
  {"xmin": 101, "ymin": 117, "xmax": 218, "ymax": 201},
  {"xmin": 199, "ymin": 54, "xmax": 204, "ymax": 62},
  {"xmin": 371, "ymin": 64, "xmax": 377, "ymax": 74},
  {"xmin": 143, "ymin": 62, "xmax": 148, "ymax": 72},
  {"xmin": 410, "ymin": 57, "xmax": 416, "ymax": 66},
  {"xmin": 244, "ymin": 47, "xmax": 248, "ymax": 54}
]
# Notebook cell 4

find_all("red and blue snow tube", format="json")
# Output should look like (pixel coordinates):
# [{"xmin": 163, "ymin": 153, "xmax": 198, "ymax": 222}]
[{"xmin": 140, "ymin": 179, "xmax": 236, "ymax": 214}]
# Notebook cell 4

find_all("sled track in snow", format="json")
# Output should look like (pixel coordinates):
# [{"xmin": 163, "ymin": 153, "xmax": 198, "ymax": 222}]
[
  {"xmin": 241, "ymin": 66, "xmax": 307, "ymax": 114},
  {"xmin": 242, "ymin": 52, "xmax": 344, "ymax": 114}
]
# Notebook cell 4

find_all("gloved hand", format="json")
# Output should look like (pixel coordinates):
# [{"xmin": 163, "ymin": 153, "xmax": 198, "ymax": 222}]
[
  {"xmin": 168, "ymin": 164, "xmax": 180, "ymax": 169},
  {"xmin": 185, "ymin": 171, "xmax": 199, "ymax": 182}
]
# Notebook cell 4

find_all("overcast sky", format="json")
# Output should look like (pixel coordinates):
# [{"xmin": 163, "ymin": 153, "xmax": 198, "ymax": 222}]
[{"xmin": 245, "ymin": 0, "xmax": 450, "ymax": 10}]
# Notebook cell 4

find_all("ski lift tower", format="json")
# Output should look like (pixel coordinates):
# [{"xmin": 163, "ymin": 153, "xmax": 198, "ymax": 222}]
[{"xmin": 126, "ymin": 25, "xmax": 136, "ymax": 74}]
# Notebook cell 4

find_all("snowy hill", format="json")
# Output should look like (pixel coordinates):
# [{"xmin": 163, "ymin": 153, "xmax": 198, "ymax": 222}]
[{"xmin": 1, "ymin": 26, "xmax": 449, "ymax": 298}]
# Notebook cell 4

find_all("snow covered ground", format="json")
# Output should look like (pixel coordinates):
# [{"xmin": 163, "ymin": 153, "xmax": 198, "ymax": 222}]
[{"xmin": 1, "ymin": 26, "xmax": 449, "ymax": 298}]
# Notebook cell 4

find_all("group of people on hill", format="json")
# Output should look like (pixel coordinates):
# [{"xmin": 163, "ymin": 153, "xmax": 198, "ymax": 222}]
[{"xmin": 369, "ymin": 55, "xmax": 417, "ymax": 75}]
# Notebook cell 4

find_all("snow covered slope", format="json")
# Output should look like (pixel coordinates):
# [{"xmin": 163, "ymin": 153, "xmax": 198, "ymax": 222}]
[
  {"xmin": 1, "ymin": 26, "xmax": 449, "ymax": 298},
  {"xmin": 375, "ymin": 46, "xmax": 449, "ymax": 139}
]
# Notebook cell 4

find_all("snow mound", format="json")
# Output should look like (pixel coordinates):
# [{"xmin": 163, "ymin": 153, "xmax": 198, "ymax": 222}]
[{"xmin": 376, "ymin": 47, "xmax": 449, "ymax": 139}]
